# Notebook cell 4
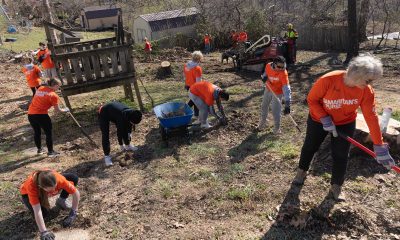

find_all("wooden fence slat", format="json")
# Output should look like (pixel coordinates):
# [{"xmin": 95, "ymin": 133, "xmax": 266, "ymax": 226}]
[
  {"xmin": 82, "ymin": 56, "xmax": 93, "ymax": 81},
  {"xmin": 110, "ymin": 51, "xmax": 119, "ymax": 75},
  {"xmin": 92, "ymin": 55, "xmax": 102, "ymax": 79},
  {"xmin": 71, "ymin": 58, "xmax": 83, "ymax": 83},
  {"xmin": 60, "ymin": 60, "xmax": 73, "ymax": 84},
  {"xmin": 119, "ymin": 50, "xmax": 128, "ymax": 73},
  {"xmin": 100, "ymin": 53, "xmax": 111, "ymax": 77}
]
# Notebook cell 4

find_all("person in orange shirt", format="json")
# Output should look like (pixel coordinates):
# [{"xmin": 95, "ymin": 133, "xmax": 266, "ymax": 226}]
[
  {"xmin": 28, "ymin": 79, "xmax": 70, "ymax": 156},
  {"xmin": 293, "ymin": 55, "xmax": 395, "ymax": 201},
  {"xmin": 22, "ymin": 55, "xmax": 42, "ymax": 96},
  {"xmin": 258, "ymin": 56, "xmax": 291, "ymax": 134},
  {"xmin": 143, "ymin": 37, "xmax": 152, "ymax": 61},
  {"xmin": 238, "ymin": 31, "xmax": 248, "ymax": 43},
  {"xmin": 189, "ymin": 81, "xmax": 229, "ymax": 129},
  {"xmin": 204, "ymin": 34, "xmax": 211, "ymax": 55},
  {"xmin": 20, "ymin": 170, "xmax": 80, "ymax": 240},
  {"xmin": 36, "ymin": 42, "xmax": 57, "ymax": 79},
  {"xmin": 183, "ymin": 51, "xmax": 203, "ymax": 118}
]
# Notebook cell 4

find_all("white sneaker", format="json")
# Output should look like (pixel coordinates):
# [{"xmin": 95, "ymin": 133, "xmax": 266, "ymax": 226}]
[
  {"xmin": 192, "ymin": 119, "xmax": 200, "ymax": 125},
  {"xmin": 273, "ymin": 128, "xmax": 281, "ymax": 134},
  {"xmin": 56, "ymin": 197, "xmax": 72, "ymax": 210},
  {"xmin": 124, "ymin": 144, "xmax": 138, "ymax": 151},
  {"xmin": 104, "ymin": 155, "xmax": 113, "ymax": 166},
  {"xmin": 200, "ymin": 122, "xmax": 212, "ymax": 129}
]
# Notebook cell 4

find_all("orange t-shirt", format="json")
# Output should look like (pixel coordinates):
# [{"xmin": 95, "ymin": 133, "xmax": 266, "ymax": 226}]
[
  {"xmin": 238, "ymin": 32, "xmax": 248, "ymax": 42},
  {"xmin": 36, "ymin": 48, "xmax": 55, "ymax": 69},
  {"xmin": 265, "ymin": 63, "xmax": 289, "ymax": 95},
  {"xmin": 204, "ymin": 36, "xmax": 211, "ymax": 44},
  {"xmin": 144, "ymin": 41, "xmax": 152, "ymax": 52},
  {"xmin": 22, "ymin": 64, "xmax": 42, "ymax": 88},
  {"xmin": 184, "ymin": 63, "xmax": 202, "ymax": 87},
  {"xmin": 190, "ymin": 81, "xmax": 218, "ymax": 106},
  {"xmin": 28, "ymin": 86, "xmax": 59, "ymax": 115},
  {"xmin": 307, "ymin": 70, "xmax": 383, "ymax": 144},
  {"xmin": 20, "ymin": 171, "xmax": 77, "ymax": 206}
]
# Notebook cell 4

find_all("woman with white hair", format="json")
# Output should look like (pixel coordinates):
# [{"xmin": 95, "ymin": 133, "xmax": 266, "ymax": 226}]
[
  {"xmin": 183, "ymin": 51, "xmax": 203, "ymax": 118},
  {"xmin": 293, "ymin": 55, "xmax": 395, "ymax": 201}
]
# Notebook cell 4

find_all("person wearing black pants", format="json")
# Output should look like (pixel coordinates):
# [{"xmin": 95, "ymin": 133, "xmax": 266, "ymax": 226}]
[
  {"xmin": 294, "ymin": 55, "xmax": 395, "ymax": 201},
  {"xmin": 298, "ymin": 116, "xmax": 355, "ymax": 185},
  {"xmin": 27, "ymin": 79, "xmax": 69, "ymax": 156},
  {"xmin": 98, "ymin": 101, "xmax": 142, "ymax": 166},
  {"xmin": 28, "ymin": 114, "xmax": 53, "ymax": 153},
  {"xmin": 185, "ymin": 85, "xmax": 199, "ymax": 116},
  {"xmin": 21, "ymin": 173, "xmax": 79, "ymax": 217}
]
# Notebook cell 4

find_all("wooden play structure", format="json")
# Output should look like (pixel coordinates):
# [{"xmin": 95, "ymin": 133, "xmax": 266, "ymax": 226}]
[{"xmin": 43, "ymin": 18, "xmax": 144, "ymax": 111}]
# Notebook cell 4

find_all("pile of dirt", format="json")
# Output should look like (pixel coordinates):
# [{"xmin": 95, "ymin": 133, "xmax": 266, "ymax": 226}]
[{"xmin": 155, "ymin": 47, "xmax": 191, "ymax": 62}]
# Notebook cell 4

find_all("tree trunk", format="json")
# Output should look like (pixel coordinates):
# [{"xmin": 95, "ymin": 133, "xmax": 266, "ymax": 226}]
[
  {"xmin": 357, "ymin": 0, "xmax": 370, "ymax": 42},
  {"xmin": 375, "ymin": 0, "xmax": 388, "ymax": 50},
  {"xmin": 345, "ymin": 0, "xmax": 359, "ymax": 63},
  {"xmin": 42, "ymin": 0, "xmax": 59, "ymax": 43}
]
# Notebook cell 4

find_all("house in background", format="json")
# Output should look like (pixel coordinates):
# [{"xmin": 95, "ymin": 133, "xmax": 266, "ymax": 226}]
[
  {"xmin": 81, "ymin": 6, "xmax": 120, "ymax": 31},
  {"xmin": 133, "ymin": 7, "xmax": 200, "ymax": 43}
]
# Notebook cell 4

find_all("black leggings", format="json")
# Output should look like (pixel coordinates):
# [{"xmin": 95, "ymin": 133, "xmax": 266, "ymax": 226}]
[
  {"xmin": 28, "ymin": 114, "xmax": 53, "ymax": 152},
  {"xmin": 298, "ymin": 115, "xmax": 356, "ymax": 186},
  {"xmin": 30, "ymin": 87, "xmax": 37, "ymax": 96},
  {"xmin": 21, "ymin": 173, "xmax": 79, "ymax": 216}
]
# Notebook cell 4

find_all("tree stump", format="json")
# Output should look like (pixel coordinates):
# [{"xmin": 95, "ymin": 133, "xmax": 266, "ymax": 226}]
[{"xmin": 160, "ymin": 61, "xmax": 172, "ymax": 77}]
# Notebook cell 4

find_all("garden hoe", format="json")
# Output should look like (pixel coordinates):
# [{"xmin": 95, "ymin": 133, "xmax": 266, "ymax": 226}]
[{"xmin": 337, "ymin": 132, "xmax": 400, "ymax": 174}]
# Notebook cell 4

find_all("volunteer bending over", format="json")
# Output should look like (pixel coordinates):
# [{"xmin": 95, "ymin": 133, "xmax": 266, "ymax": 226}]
[
  {"xmin": 20, "ymin": 170, "xmax": 80, "ymax": 240},
  {"xmin": 189, "ymin": 81, "xmax": 229, "ymax": 129},
  {"xmin": 98, "ymin": 101, "xmax": 142, "ymax": 166},
  {"xmin": 293, "ymin": 55, "xmax": 395, "ymax": 201}
]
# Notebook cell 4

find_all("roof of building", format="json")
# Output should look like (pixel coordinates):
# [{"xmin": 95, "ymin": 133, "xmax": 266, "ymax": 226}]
[
  {"xmin": 82, "ymin": 6, "xmax": 120, "ymax": 20},
  {"xmin": 139, "ymin": 7, "xmax": 199, "ymax": 32}
]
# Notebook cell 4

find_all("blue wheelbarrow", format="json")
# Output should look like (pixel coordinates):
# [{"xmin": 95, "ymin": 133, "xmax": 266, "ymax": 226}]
[{"xmin": 153, "ymin": 101, "xmax": 195, "ymax": 145}]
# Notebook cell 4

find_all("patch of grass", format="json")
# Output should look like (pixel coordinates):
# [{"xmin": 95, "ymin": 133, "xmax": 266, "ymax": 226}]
[
  {"xmin": 385, "ymin": 199, "xmax": 398, "ymax": 209},
  {"xmin": 187, "ymin": 143, "xmax": 222, "ymax": 159},
  {"xmin": 189, "ymin": 168, "xmax": 217, "ymax": 182},
  {"xmin": 156, "ymin": 179, "xmax": 176, "ymax": 199},
  {"xmin": 226, "ymin": 185, "xmax": 253, "ymax": 201},
  {"xmin": 226, "ymin": 85, "xmax": 256, "ymax": 95},
  {"xmin": 261, "ymin": 138, "xmax": 300, "ymax": 160},
  {"xmin": 230, "ymin": 163, "xmax": 245, "ymax": 174},
  {"xmin": 321, "ymin": 172, "xmax": 332, "ymax": 182},
  {"xmin": 1, "ymin": 27, "xmax": 114, "ymax": 53},
  {"xmin": 350, "ymin": 182, "xmax": 375, "ymax": 195},
  {"xmin": 392, "ymin": 110, "xmax": 400, "ymax": 121}
]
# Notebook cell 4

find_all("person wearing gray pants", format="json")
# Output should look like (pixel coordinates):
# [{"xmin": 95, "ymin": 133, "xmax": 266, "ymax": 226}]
[
  {"xmin": 189, "ymin": 81, "xmax": 229, "ymax": 129},
  {"xmin": 258, "ymin": 56, "xmax": 291, "ymax": 134}
]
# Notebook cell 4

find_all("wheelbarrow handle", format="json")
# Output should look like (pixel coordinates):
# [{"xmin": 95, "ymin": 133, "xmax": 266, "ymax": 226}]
[{"xmin": 337, "ymin": 132, "xmax": 400, "ymax": 174}]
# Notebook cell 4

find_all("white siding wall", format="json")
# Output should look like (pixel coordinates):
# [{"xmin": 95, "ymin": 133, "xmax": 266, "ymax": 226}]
[
  {"xmin": 133, "ymin": 17, "xmax": 151, "ymax": 43},
  {"xmin": 87, "ymin": 16, "xmax": 118, "ymax": 30},
  {"xmin": 151, "ymin": 25, "xmax": 197, "ymax": 41}
]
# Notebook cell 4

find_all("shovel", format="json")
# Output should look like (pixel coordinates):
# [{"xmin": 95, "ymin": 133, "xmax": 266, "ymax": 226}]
[{"xmin": 337, "ymin": 132, "xmax": 400, "ymax": 174}]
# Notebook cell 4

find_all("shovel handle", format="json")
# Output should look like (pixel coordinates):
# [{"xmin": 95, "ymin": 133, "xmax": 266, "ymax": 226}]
[{"xmin": 337, "ymin": 132, "xmax": 400, "ymax": 174}]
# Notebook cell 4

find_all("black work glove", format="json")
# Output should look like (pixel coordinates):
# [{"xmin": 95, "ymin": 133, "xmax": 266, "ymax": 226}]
[
  {"xmin": 261, "ymin": 75, "xmax": 267, "ymax": 83},
  {"xmin": 40, "ymin": 231, "xmax": 55, "ymax": 240},
  {"xmin": 284, "ymin": 105, "xmax": 290, "ymax": 115},
  {"xmin": 38, "ymin": 55, "xmax": 45, "ymax": 63},
  {"xmin": 63, "ymin": 209, "xmax": 77, "ymax": 227}
]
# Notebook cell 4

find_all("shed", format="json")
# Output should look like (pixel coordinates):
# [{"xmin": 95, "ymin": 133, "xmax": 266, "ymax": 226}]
[
  {"xmin": 81, "ymin": 6, "xmax": 120, "ymax": 31},
  {"xmin": 133, "ymin": 7, "xmax": 199, "ymax": 43}
]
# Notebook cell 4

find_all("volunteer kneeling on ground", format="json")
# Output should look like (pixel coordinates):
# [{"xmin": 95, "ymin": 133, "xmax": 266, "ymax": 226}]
[
  {"xmin": 22, "ymin": 55, "xmax": 42, "ymax": 97},
  {"xmin": 258, "ymin": 56, "xmax": 291, "ymax": 134},
  {"xmin": 184, "ymin": 51, "xmax": 203, "ymax": 119},
  {"xmin": 189, "ymin": 81, "xmax": 229, "ymax": 129},
  {"xmin": 20, "ymin": 170, "xmax": 80, "ymax": 240},
  {"xmin": 98, "ymin": 101, "xmax": 142, "ymax": 166},
  {"xmin": 293, "ymin": 55, "xmax": 395, "ymax": 201},
  {"xmin": 28, "ymin": 79, "xmax": 70, "ymax": 156}
]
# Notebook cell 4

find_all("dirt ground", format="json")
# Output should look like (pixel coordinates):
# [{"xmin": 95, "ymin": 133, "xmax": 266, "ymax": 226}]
[{"xmin": 0, "ymin": 48, "xmax": 399, "ymax": 240}]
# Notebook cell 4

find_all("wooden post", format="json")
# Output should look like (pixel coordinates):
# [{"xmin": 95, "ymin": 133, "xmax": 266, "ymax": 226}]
[{"xmin": 63, "ymin": 94, "xmax": 72, "ymax": 110}]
